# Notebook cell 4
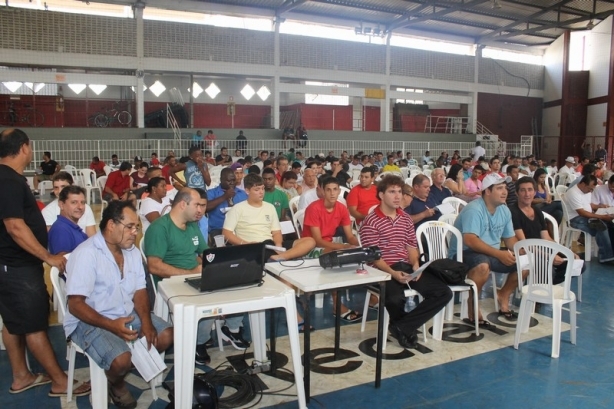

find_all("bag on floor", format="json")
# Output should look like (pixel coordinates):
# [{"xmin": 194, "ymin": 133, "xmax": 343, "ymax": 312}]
[{"xmin": 424, "ymin": 258, "xmax": 469, "ymax": 286}]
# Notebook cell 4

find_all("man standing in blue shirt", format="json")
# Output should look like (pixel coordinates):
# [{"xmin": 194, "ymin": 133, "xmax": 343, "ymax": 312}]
[
  {"xmin": 207, "ymin": 168, "xmax": 248, "ymax": 237},
  {"xmin": 450, "ymin": 174, "xmax": 522, "ymax": 326},
  {"xmin": 48, "ymin": 185, "xmax": 89, "ymax": 255}
]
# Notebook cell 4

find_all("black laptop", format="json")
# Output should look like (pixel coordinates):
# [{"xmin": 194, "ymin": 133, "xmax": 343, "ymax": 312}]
[{"xmin": 185, "ymin": 242, "xmax": 266, "ymax": 292}]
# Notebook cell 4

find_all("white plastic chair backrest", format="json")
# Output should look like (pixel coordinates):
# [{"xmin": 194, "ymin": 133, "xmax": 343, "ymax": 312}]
[
  {"xmin": 513, "ymin": 239, "xmax": 574, "ymax": 301},
  {"xmin": 404, "ymin": 176, "xmax": 414, "ymax": 186},
  {"xmin": 442, "ymin": 196, "xmax": 467, "ymax": 214},
  {"xmin": 292, "ymin": 209, "xmax": 306, "ymax": 238},
  {"xmin": 438, "ymin": 213, "xmax": 457, "ymax": 225},
  {"xmin": 416, "ymin": 221, "xmax": 463, "ymax": 262},
  {"xmin": 139, "ymin": 234, "xmax": 147, "ymax": 262},
  {"xmin": 349, "ymin": 180, "xmax": 360, "ymax": 188},
  {"xmin": 555, "ymin": 173, "xmax": 569, "ymax": 186},
  {"xmin": 444, "ymin": 165, "xmax": 451, "ymax": 174},
  {"xmin": 542, "ymin": 211, "xmax": 560, "ymax": 243},
  {"xmin": 96, "ymin": 176, "xmax": 108, "ymax": 201},
  {"xmin": 559, "ymin": 192, "xmax": 575, "ymax": 226},
  {"xmin": 351, "ymin": 168, "xmax": 361, "ymax": 181},
  {"xmin": 79, "ymin": 169, "xmax": 96, "ymax": 187},
  {"xmin": 554, "ymin": 185, "xmax": 567, "ymax": 201},
  {"xmin": 375, "ymin": 171, "xmax": 391, "ymax": 182},
  {"xmin": 209, "ymin": 165, "xmax": 223, "ymax": 178},
  {"xmin": 64, "ymin": 165, "xmax": 78, "ymax": 178},
  {"xmin": 423, "ymin": 169, "xmax": 432, "ymax": 178},
  {"xmin": 289, "ymin": 195, "xmax": 300, "ymax": 217},
  {"xmin": 545, "ymin": 174, "xmax": 555, "ymax": 195},
  {"xmin": 399, "ymin": 167, "xmax": 409, "ymax": 180},
  {"xmin": 339, "ymin": 186, "xmax": 351, "ymax": 199},
  {"xmin": 337, "ymin": 196, "xmax": 347, "ymax": 206},
  {"xmin": 103, "ymin": 165, "xmax": 113, "ymax": 176},
  {"xmin": 546, "ymin": 166, "xmax": 556, "ymax": 176},
  {"xmin": 50, "ymin": 266, "xmax": 68, "ymax": 318},
  {"xmin": 423, "ymin": 164, "xmax": 431, "ymax": 171}
]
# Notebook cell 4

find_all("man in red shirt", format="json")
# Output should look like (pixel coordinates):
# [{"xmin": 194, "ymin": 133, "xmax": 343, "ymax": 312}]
[
  {"xmin": 275, "ymin": 156, "xmax": 289, "ymax": 185},
  {"xmin": 303, "ymin": 175, "xmax": 361, "ymax": 322},
  {"xmin": 103, "ymin": 162, "xmax": 136, "ymax": 203},
  {"xmin": 89, "ymin": 156, "xmax": 106, "ymax": 178},
  {"xmin": 347, "ymin": 166, "xmax": 379, "ymax": 224}
]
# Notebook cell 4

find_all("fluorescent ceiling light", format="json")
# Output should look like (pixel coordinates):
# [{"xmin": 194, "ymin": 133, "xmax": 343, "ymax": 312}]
[
  {"xmin": 3, "ymin": 81, "xmax": 23, "ymax": 93},
  {"xmin": 88, "ymin": 84, "xmax": 107, "ymax": 95},
  {"xmin": 149, "ymin": 80, "xmax": 166, "ymax": 97},
  {"xmin": 205, "ymin": 82, "xmax": 220, "ymax": 99},
  {"xmin": 24, "ymin": 82, "xmax": 46, "ymax": 93},
  {"xmin": 192, "ymin": 82, "xmax": 203, "ymax": 98},
  {"xmin": 241, "ymin": 84, "xmax": 255, "ymax": 100},
  {"xmin": 257, "ymin": 85, "xmax": 271, "ymax": 101},
  {"xmin": 68, "ymin": 83, "xmax": 87, "ymax": 94}
]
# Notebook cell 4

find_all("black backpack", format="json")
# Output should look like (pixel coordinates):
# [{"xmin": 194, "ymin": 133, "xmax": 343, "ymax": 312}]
[{"xmin": 424, "ymin": 258, "xmax": 469, "ymax": 286}]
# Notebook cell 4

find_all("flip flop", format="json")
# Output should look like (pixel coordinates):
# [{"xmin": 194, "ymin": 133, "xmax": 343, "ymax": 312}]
[
  {"xmin": 338, "ymin": 309, "xmax": 362, "ymax": 323},
  {"xmin": 48, "ymin": 381, "xmax": 91, "ymax": 398},
  {"xmin": 498, "ymin": 310, "xmax": 519, "ymax": 321},
  {"xmin": 368, "ymin": 303, "xmax": 379, "ymax": 311},
  {"xmin": 298, "ymin": 322, "xmax": 315, "ymax": 333},
  {"xmin": 462, "ymin": 318, "xmax": 494, "ymax": 328},
  {"xmin": 9, "ymin": 373, "xmax": 51, "ymax": 394}
]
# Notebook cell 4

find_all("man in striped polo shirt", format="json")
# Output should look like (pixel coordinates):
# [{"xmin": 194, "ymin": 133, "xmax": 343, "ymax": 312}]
[{"xmin": 360, "ymin": 175, "xmax": 452, "ymax": 349}]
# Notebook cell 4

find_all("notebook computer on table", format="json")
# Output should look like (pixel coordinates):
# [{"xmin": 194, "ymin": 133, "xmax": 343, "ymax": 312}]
[{"xmin": 185, "ymin": 242, "xmax": 266, "ymax": 292}]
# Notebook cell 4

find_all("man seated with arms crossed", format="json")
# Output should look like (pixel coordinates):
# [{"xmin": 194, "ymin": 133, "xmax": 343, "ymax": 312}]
[
  {"xmin": 64, "ymin": 201, "xmax": 173, "ymax": 409},
  {"xmin": 207, "ymin": 168, "xmax": 248, "ymax": 237},
  {"xmin": 360, "ymin": 175, "xmax": 452, "ymax": 348},
  {"xmin": 42, "ymin": 171, "xmax": 96, "ymax": 236},
  {"xmin": 347, "ymin": 166, "xmax": 379, "ymax": 225},
  {"xmin": 48, "ymin": 185, "xmax": 89, "ymax": 256},
  {"xmin": 511, "ymin": 177, "xmax": 580, "ymax": 284},
  {"xmin": 303, "ymin": 175, "xmax": 362, "ymax": 322},
  {"xmin": 223, "ymin": 174, "xmax": 315, "ymax": 260},
  {"xmin": 451, "ymin": 173, "xmax": 522, "ymax": 325},
  {"xmin": 145, "ymin": 188, "xmax": 249, "ymax": 364},
  {"xmin": 563, "ymin": 175, "xmax": 614, "ymax": 263}
]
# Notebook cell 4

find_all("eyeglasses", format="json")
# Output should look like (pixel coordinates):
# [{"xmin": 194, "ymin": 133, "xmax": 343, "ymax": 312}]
[{"xmin": 118, "ymin": 221, "xmax": 141, "ymax": 232}]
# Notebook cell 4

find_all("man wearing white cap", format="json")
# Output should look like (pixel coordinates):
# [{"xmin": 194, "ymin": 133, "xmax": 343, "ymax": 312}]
[
  {"xmin": 558, "ymin": 156, "xmax": 576, "ymax": 176},
  {"xmin": 450, "ymin": 173, "xmax": 522, "ymax": 325}
]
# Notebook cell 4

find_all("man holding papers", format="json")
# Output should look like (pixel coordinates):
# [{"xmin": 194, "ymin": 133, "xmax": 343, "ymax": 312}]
[
  {"xmin": 360, "ymin": 175, "xmax": 452, "ymax": 349},
  {"xmin": 450, "ymin": 173, "xmax": 522, "ymax": 325},
  {"xmin": 405, "ymin": 174, "xmax": 440, "ymax": 228},
  {"xmin": 64, "ymin": 201, "xmax": 173, "ymax": 409}
]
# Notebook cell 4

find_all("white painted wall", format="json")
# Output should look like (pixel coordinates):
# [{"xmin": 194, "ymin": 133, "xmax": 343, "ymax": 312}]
[
  {"xmin": 587, "ymin": 103, "xmax": 607, "ymax": 136},
  {"xmin": 586, "ymin": 15, "xmax": 613, "ymax": 99},
  {"xmin": 543, "ymin": 35, "xmax": 565, "ymax": 102},
  {"xmin": 542, "ymin": 106, "xmax": 561, "ymax": 136}
]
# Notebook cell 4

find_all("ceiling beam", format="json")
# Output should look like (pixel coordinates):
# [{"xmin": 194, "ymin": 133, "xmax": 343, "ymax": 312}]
[{"xmin": 277, "ymin": 0, "xmax": 309, "ymax": 16}]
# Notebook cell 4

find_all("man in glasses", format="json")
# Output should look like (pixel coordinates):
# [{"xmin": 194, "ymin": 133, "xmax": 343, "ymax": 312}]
[{"xmin": 65, "ymin": 200, "xmax": 173, "ymax": 408}]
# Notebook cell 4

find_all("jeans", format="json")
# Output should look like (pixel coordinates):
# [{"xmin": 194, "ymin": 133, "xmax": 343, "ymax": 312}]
[
  {"xmin": 196, "ymin": 315, "xmax": 245, "ymax": 345},
  {"xmin": 569, "ymin": 216, "xmax": 614, "ymax": 261}
]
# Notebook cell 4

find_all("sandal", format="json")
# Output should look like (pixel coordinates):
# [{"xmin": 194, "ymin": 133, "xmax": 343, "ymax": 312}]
[
  {"xmin": 368, "ymin": 303, "xmax": 379, "ymax": 311},
  {"xmin": 338, "ymin": 309, "xmax": 362, "ymax": 323},
  {"xmin": 9, "ymin": 373, "xmax": 51, "ymax": 394},
  {"xmin": 462, "ymin": 318, "xmax": 494, "ymax": 328},
  {"xmin": 498, "ymin": 310, "xmax": 519, "ymax": 321},
  {"xmin": 108, "ymin": 383, "xmax": 137, "ymax": 409}
]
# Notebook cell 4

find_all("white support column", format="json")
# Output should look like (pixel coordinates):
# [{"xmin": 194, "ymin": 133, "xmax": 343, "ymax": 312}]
[
  {"xmin": 470, "ymin": 47, "xmax": 480, "ymax": 134},
  {"xmin": 189, "ymin": 73, "xmax": 194, "ymax": 128},
  {"xmin": 272, "ymin": 20, "xmax": 281, "ymax": 129},
  {"xmin": 135, "ymin": 7, "xmax": 145, "ymax": 129},
  {"xmin": 381, "ymin": 33, "xmax": 392, "ymax": 132}
]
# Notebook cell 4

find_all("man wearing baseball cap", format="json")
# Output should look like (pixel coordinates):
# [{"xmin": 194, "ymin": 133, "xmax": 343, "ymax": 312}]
[
  {"xmin": 559, "ymin": 156, "xmax": 576, "ymax": 176},
  {"xmin": 450, "ymin": 173, "xmax": 523, "ymax": 325}
]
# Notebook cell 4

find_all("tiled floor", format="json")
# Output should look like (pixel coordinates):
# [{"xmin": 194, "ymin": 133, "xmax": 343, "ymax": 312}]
[{"xmin": 1, "ymin": 258, "xmax": 610, "ymax": 408}]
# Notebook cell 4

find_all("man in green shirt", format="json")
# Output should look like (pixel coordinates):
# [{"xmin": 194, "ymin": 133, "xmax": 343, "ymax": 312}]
[
  {"xmin": 145, "ymin": 188, "xmax": 250, "ymax": 365},
  {"xmin": 262, "ymin": 168, "xmax": 290, "ymax": 221}
]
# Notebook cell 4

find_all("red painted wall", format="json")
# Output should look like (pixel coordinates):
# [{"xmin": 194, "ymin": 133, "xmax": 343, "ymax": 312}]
[{"xmin": 364, "ymin": 106, "xmax": 380, "ymax": 131}]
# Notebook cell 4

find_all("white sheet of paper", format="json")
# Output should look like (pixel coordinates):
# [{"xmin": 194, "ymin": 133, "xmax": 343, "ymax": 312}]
[
  {"xmin": 595, "ymin": 207, "xmax": 614, "ymax": 215},
  {"xmin": 571, "ymin": 259, "xmax": 584, "ymax": 277},
  {"xmin": 130, "ymin": 337, "xmax": 166, "ymax": 382},
  {"xmin": 435, "ymin": 202, "xmax": 456, "ymax": 215},
  {"xmin": 280, "ymin": 220, "xmax": 295, "ymax": 235}
]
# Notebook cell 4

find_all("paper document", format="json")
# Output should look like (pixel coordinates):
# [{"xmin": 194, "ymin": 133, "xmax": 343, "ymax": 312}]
[
  {"xmin": 435, "ymin": 203, "xmax": 456, "ymax": 215},
  {"xmin": 130, "ymin": 336, "xmax": 166, "ymax": 382},
  {"xmin": 280, "ymin": 220, "xmax": 295, "ymax": 235},
  {"xmin": 595, "ymin": 207, "xmax": 614, "ymax": 216},
  {"xmin": 518, "ymin": 254, "xmax": 530, "ymax": 271},
  {"xmin": 405, "ymin": 260, "xmax": 434, "ymax": 283},
  {"xmin": 571, "ymin": 259, "xmax": 584, "ymax": 277}
]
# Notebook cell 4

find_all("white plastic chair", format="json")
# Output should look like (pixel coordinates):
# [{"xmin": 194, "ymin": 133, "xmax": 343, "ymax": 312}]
[
  {"xmin": 39, "ymin": 180, "xmax": 53, "ymax": 196},
  {"xmin": 513, "ymin": 239, "xmax": 576, "ymax": 358},
  {"xmin": 64, "ymin": 165, "xmax": 81, "ymax": 185},
  {"xmin": 50, "ymin": 266, "xmax": 161, "ymax": 406},
  {"xmin": 288, "ymin": 195, "xmax": 300, "ymax": 221},
  {"xmin": 554, "ymin": 185, "xmax": 567, "ymax": 201},
  {"xmin": 349, "ymin": 180, "xmax": 360, "ymax": 188},
  {"xmin": 399, "ymin": 167, "xmax": 409, "ymax": 180},
  {"xmin": 79, "ymin": 169, "xmax": 101, "ymax": 205},
  {"xmin": 442, "ymin": 196, "xmax": 467, "ymax": 214},
  {"xmin": 351, "ymin": 168, "xmax": 361, "ymax": 181},
  {"xmin": 543, "ymin": 211, "xmax": 581, "ymax": 302},
  {"xmin": 545, "ymin": 174, "xmax": 556, "ymax": 195},
  {"xmin": 339, "ymin": 186, "xmax": 351, "ymax": 200},
  {"xmin": 103, "ymin": 165, "xmax": 113, "ymax": 176},
  {"xmin": 560, "ymin": 192, "xmax": 596, "ymax": 262},
  {"xmin": 415, "ymin": 221, "xmax": 480, "ymax": 340},
  {"xmin": 423, "ymin": 169, "xmax": 432, "ymax": 178},
  {"xmin": 292, "ymin": 208, "xmax": 305, "ymax": 239},
  {"xmin": 96, "ymin": 176, "xmax": 108, "ymax": 219}
]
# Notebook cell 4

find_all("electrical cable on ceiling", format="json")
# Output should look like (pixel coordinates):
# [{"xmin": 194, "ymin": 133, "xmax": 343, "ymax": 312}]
[{"xmin": 492, "ymin": 59, "xmax": 532, "ymax": 97}]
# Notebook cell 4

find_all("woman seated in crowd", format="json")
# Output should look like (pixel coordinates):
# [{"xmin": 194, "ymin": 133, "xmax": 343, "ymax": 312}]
[
  {"xmin": 139, "ymin": 176, "xmax": 171, "ymax": 234},
  {"xmin": 444, "ymin": 163, "xmax": 479, "ymax": 202},
  {"xmin": 532, "ymin": 168, "xmax": 563, "ymax": 224}
]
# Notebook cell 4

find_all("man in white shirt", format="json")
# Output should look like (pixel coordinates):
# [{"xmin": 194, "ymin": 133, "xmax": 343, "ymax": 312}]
[
  {"xmin": 592, "ymin": 175, "xmax": 614, "ymax": 207},
  {"xmin": 558, "ymin": 156, "xmax": 576, "ymax": 176},
  {"xmin": 471, "ymin": 141, "xmax": 485, "ymax": 163},
  {"xmin": 563, "ymin": 175, "xmax": 614, "ymax": 263},
  {"xmin": 42, "ymin": 171, "xmax": 96, "ymax": 236},
  {"xmin": 347, "ymin": 155, "xmax": 363, "ymax": 173}
]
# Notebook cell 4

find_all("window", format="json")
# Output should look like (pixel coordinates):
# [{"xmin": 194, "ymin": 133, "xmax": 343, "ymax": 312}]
[{"xmin": 305, "ymin": 81, "xmax": 349, "ymax": 106}]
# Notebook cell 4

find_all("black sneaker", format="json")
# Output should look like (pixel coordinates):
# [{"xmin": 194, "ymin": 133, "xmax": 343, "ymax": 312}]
[
  {"xmin": 389, "ymin": 324, "xmax": 418, "ymax": 349},
  {"xmin": 195, "ymin": 343, "xmax": 211, "ymax": 365},
  {"xmin": 220, "ymin": 326, "xmax": 250, "ymax": 350}
]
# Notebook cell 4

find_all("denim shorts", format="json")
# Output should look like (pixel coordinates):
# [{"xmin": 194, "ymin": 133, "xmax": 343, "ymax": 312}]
[
  {"xmin": 462, "ymin": 249, "xmax": 517, "ymax": 274},
  {"xmin": 69, "ymin": 310, "xmax": 171, "ymax": 370}
]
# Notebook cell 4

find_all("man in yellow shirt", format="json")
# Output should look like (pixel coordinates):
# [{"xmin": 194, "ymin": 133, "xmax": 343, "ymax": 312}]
[{"xmin": 382, "ymin": 154, "xmax": 401, "ymax": 173}]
